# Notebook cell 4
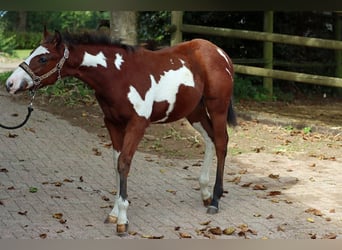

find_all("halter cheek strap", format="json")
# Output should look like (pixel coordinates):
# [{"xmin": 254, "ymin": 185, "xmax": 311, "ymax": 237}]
[{"xmin": 19, "ymin": 45, "xmax": 69, "ymax": 87}]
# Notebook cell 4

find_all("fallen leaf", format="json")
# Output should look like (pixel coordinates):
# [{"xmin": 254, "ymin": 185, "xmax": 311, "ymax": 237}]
[
  {"xmin": 179, "ymin": 232, "xmax": 192, "ymax": 239},
  {"xmin": 238, "ymin": 169, "xmax": 248, "ymax": 174},
  {"xmin": 128, "ymin": 231, "xmax": 138, "ymax": 236},
  {"xmin": 329, "ymin": 209, "xmax": 335, "ymax": 213},
  {"xmin": 39, "ymin": 233, "xmax": 47, "ymax": 239},
  {"xmin": 325, "ymin": 217, "xmax": 332, "ymax": 222},
  {"xmin": 53, "ymin": 213, "xmax": 63, "ymax": 219},
  {"xmin": 309, "ymin": 233, "xmax": 317, "ymax": 239},
  {"xmin": 223, "ymin": 227, "xmax": 236, "ymax": 235},
  {"xmin": 18, "ymin": 211, "xmax": 28, "ymax": 216},
  {"xmin": 277, "ymin": 225, "xmax": 286, "ymax": 232},
  {"xmin": 92, "ymin": 148, "xmax": 102, "ymax": 156},
  {"xmin": 0, "ymin": 168, "xmax": 9, "ymax": 173},
  {"xmin": 199, "ymin": 220, "xmax": 211, "ymax": 226},
  {"xmin": 174, "ymin": 226, "xmax": 181, "ymax": 231},
  {"xmin": 8, "ymin": 133, "xmax": 18, "ymax": 138},
  {"xmin": 56, "ymin": 230, "xmax": 64, "ymax": 234},
  {"xmin": 208, "ymin": 227, "xmax": 222, "ymax": 235},
  {"xmin": 29, "ymin": 187, "xmax": 38, "ymax": 193},
  {"xmin": 253, "ymin": 184, "xmax": 267, "ymax": 190},
  {"xmin": 59, "ymin": 219, "xmax": 67, "ymax": 224},
  {"xmin": 322, "ymin": 233, "xmax": 337, "ymax": 239},
  {"xmin": 0, "ymin": 201, "xmax": 4, "ymax": 206},
  {"xmin": 267, "ymin": 191, "xmax": 282, "ymax": 196},
  {"xmin": 307, "ymin": 217, "xmax": 315, "ymax": 223},
  {"xmin": 203, "ymin": 232, "xmax": 216, "ymax": 239},
  {"xmin": 63, "ymin": 178, "xmax": 74, "ymax": 183},
  {"xmin": 253, "ymin": 213, "xmax": 261, "ymax": 217},
  {"xmin": 7, "ymin": 186, "xmax": 15, "ymax": 190},
  {"xmin": 79, "ymin": 176, "xmax": 84, "ymax": 182},
  {"xmin": 266, "ymin": 214, "xmax": 274, "ymax": 219},
  {"xmin": 101, "ymin": 196, "xmax": 110, "ymax": 201},
  {"xmin": 166, "ymin": 189, "xmax": 177, "ymax": 195},
  {"xmin": 241, "ymin": 182, "xmax": 253, "ymax": 188},
  {"xmin": 305, "ymin": 208, "xmax": 323, "ymax": 216},
  {"xmin": 268, "ymin": 174, "xmax": 279, "ymax": 179}
]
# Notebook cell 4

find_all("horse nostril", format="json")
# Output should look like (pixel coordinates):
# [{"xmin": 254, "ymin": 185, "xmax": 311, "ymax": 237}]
[{"xmin": 6, "ymin": 81, "xmax": 14, "ymax": 92}]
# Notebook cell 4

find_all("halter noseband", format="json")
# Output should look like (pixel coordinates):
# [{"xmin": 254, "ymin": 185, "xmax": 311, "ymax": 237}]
[{"xmin": 19, "ymin": 45, "xmax": 69, "ymax": 87}]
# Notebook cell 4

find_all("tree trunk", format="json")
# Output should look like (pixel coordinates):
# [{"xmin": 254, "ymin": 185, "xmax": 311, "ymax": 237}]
[
  {"xmin": 17, "ymin": 11, "xmax": 27, "ymax": 32},
  {"xmin": 109, "ymin": 11, "xmax": 137, "ymax": 45}
]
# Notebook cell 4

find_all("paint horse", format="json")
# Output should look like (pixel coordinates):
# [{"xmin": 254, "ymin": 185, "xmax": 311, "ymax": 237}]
[{"xmin": 6, "ymin": 29, "xmax": 237, "ymax": 235}]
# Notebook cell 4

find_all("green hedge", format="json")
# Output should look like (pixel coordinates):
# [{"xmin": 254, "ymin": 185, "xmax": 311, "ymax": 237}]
[{"xmin": 4, "ymin": 31, "xmax": 42, "ymax": 49}]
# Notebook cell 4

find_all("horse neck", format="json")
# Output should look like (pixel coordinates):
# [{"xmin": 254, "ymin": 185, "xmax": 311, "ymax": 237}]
[{"xmin": 64, "ymin": 44, "xmax": 129, "ymax": 92}]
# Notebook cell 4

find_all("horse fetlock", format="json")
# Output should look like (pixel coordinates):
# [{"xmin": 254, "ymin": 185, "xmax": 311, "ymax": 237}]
[
  {"xmin": 104, "ymin": 215, "xmax": 118, "ymax": 224},
  {"xmin": 117, "ymin": 223, "xmax": 129, "ymax": 236}
]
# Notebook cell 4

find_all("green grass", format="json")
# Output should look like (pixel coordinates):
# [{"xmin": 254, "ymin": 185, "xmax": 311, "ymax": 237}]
[{"xmin": 13, "ymin": 49, "xmax": 31, "ymax": 59}]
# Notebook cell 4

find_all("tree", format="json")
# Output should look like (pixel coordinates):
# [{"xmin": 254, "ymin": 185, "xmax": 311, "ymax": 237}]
[{"xmin": 109, "ymin": 11, "xmax": 137, "ymax": 45}]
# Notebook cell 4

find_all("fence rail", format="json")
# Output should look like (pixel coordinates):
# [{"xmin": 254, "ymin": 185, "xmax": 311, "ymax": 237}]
[{"xmin": 170, "ymin": 11, "xmax": 342, "ymax": 94}]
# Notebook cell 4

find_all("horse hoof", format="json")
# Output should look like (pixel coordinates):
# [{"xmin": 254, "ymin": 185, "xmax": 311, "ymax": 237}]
[
  {"xmin": 203, "ymin": 198, "xmax": 212, "ymax": 207},
  {"xmin": 207, "ymin": 206, "xmax": 219, "ymax": 214},
  {"xmin": 117, "ymin": 223, "xmax": 129, "ymax": 236},
  {"xmin": 104, "ymin": 215, "xmax": 118, "ymax": 224}
]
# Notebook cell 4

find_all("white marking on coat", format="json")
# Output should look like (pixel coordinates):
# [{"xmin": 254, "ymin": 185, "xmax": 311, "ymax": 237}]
[
  {"xmin": 6, "ymin": 46, "xmax": 50, "ymax": 93},
  {"xmin": 25, "ymin": 46, "xmax": 50, "ymax": 65},
  {"xmin": 117, "ymin": 196, "xmax": 129, "ymax": 225},
  {"xmin": 127, "ymin": 62, "xmax": 195, "ymax": 121},
  {"xmin": 114, "ymin": 53, "xmax": 124, "ymax": 70},
  {"xmin": 81, "ymin": 51, "xmax": 107, "ymax": 68},
  {"xmin": 217, "ymin": 48, "xmax": 233, "ymax": 81},
  {"xmin": 192, "ymin": 122, "xmax": 214, "ymax": 201},
  {"xmin": 109, "ymin": 150, "xmax": 121, "ymax": 219}
]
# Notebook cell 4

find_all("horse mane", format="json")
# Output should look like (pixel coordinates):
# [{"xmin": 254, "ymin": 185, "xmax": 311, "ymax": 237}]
[{"xmin": 58, "ymin": 31, "xmax": 137, "ymax": 52}]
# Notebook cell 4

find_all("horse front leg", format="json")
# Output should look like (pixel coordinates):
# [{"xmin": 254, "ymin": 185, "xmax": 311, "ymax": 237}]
[{"xmin": 115, "ymin": 117, "xmax": 149, "ymax": 235}]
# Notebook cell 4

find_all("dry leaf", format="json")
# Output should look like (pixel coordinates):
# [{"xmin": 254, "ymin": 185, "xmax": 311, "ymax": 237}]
[
  {"xmin": 39, "ymin": 233, "xmax": 47, "ymax": 239},
  {"xmin": 238, "ymin": 169, "xmax": 248, "ymax": 174},
  {"xmin": 267, "ymin": 191, "xmax": 282, "ymax": 196},
  {"xmin": 307, "ymin": 217, "xmax": 315, "ymax": 223},
  {"xmin": 203, "ymin": 232, "xmax": 216, "ymax": 239},
  {"xmin": 253, "ymin": 184, "xmax": 267, "ymax": 190},
  {"xmin": 208, "ymin": 227, "xmax": 222, "ymax": 235},
  {"xmin": 223, "ymin": 227, "xmax": 236, "ymax": 235},
  {"xmin": 166, "ymin": 189, "xmax": 177, "ymax": 195},
  {"xmin": 92, "ymin": 148, "xmax": 102, "ymax": 156},
  {"xmin": 174, "ymin": 226, "xmax": 181, "ymax": 231},
  {"xmin": 199, "ymin": 220, "xmax": 211, "ymax": 226},
  {"xmin": 101, "ymin": 196, "xmax": 110, "ymax": 201},
  {"xmin": 52, "ymin": 213, "xmax": 63, "ymax": 219},
  {"xmin": 8, "ymin": 133, "xmax": 18, "ymax": 138},
  {"xmin": 268, "ymin": 174, "xmax": 279, "ymax": 179},
  {"xmin": 329, "ymin": 209, "xmax": 335, "ymax": 213},
  {"xmin": 241, "ymin": 182, "xmax": 253, "ymax": 188},
  {"xmin": 59, "ymin": 219, "xmax": 67, "ymax": 224},
  {"xmin": 0, "ymin": 201, "xmax": 4, "ymax": 206},
  {"xmin": 305, "ymin": 208, "xmax": 323, "ymax": 216},
  {"xmin": 0, "ymin": 168, "xmax": 9, "ymax": 173},
  {"xmin": 179, "ymin": 232, "xmax": 192, "ymax": 239},
  {"xmin": 266, "ymin": 214, "xmax": 274, "ymax": 219},
  {"xmin": 18, "ymin": 211, "xmax": 28, "ymax": 216},
  {"xmin": 322, "ymin": 233, "xmax": 337, "ymax": 239},
  {"xmin": 63, "ymin": 178, "xmax": 74, "ymax": 183},
  {"xmin": 56, "ymin": 230, "xmax": 64, "ymax": 234}
]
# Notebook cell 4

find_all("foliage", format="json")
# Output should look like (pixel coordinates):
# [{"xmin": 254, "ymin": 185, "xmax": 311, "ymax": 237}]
[
  {"xmin": 4, "ymin": 31, "xmax": 41, "ymax": 49},
  {"xmin": 0, "ymin": 72, "xmax": 12, "ymax": 85},
  {"xmin": 137, "ymin": 11, "xmax": 171, "ymax": 46},
  {"xmin": 233, "ymin": 75, "xmax": 270, "ymax": 102},
  {"xmin": 0, "ymin": 20, "xmax": 16, "ymax": 55},
  {"xmin": 39, "ymin": 77, "xmax": 94, "ymax": 106}
]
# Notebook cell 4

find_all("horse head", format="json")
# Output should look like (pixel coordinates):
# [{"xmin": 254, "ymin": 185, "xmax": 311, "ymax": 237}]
[{"xmin": 6, "ymin": 28, "xmax": 69, "ymax": 94}]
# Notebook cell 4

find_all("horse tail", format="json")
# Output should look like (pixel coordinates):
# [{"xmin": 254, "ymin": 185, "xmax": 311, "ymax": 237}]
[{"xmin": 227, "ymin": 99, "xmax": 237, "ymax": 127}]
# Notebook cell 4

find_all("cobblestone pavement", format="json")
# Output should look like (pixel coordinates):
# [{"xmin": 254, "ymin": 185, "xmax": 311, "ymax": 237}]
[{"xmin": 0, "ymin": 88, "xmax": 341, "ymax": 239}]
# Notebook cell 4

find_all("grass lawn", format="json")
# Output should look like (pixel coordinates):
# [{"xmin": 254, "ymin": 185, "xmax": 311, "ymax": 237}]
[{"xmin": 13, "ymin": 49, "xmax": 31, "ymax": 59}]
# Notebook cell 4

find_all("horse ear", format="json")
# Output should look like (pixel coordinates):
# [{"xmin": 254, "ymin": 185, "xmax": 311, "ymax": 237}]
[
  {"xmin": 43, "ymin": 25, "xmax": 50, "ymax": 39},
  {"xmin": 53, "ymin": 30, "xmax": 62, "ymax": 46}
]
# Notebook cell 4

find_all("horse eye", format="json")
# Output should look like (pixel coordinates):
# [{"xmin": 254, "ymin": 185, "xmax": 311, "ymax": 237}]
[{"xmin": 38, "ymin": 57, "xmax": 48, "ymax": 64}]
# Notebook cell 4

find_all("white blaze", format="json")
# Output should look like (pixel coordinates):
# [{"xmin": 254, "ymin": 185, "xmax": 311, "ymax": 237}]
[
  {"xmin": 217, "ymin": 48, "xmax": 233, "ymax": 81},
  {"xmin": 114, "ymin": 53, "xmax": 124, "ymax": 70},
  {"xmin": 6, "ymin": 46, "xmax": 50, "ymax": 93},
  {"xmin": 81, "ymin": 51, "xmax": 107, "ymax": 68},
  {"xmin": 127, "ymin": 61, "xmax": 195, "ymax": 121}
]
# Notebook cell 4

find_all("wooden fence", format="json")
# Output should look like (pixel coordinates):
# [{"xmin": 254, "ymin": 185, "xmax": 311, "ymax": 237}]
[{"xmin": 170, "ymin": 11, "xmax": 342, "ymax": 96}]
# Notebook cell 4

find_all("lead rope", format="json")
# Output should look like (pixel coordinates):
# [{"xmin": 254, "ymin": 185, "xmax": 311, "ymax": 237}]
[{"xmin": 0, "ymin": 90, "xmax": 36, "ymax": 130}]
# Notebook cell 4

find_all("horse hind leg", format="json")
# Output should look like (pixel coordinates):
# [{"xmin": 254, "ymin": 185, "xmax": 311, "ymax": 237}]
[{"xmin": 187, "ymin": 102, "xmax": 215, "ymax": 208}]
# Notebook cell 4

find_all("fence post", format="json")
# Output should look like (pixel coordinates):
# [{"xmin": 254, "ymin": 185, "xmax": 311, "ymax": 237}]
[
  {"xmin": 335, "ymin": 13, "xmax": 342, "ymax": 78},
  {"xmin": 171, "ymin": 11, "xmax": 183, "ymax": 46},
  {"xmin": 263, "ymin": 11, "xmax": 274, "ymax": 97}
]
